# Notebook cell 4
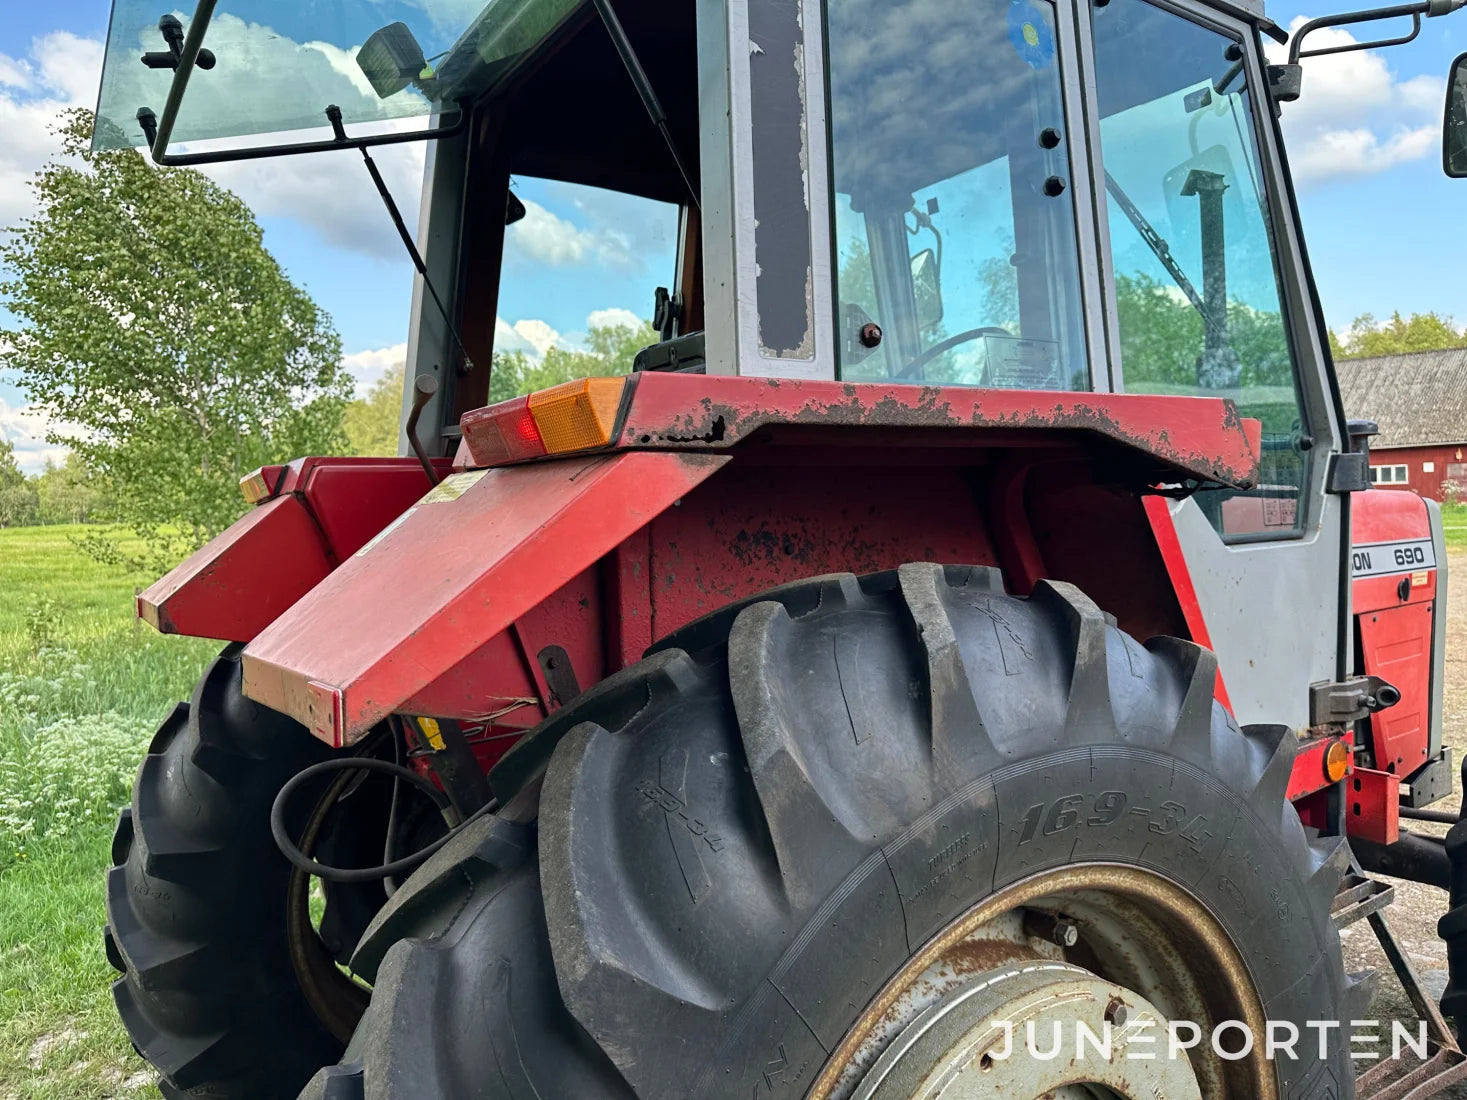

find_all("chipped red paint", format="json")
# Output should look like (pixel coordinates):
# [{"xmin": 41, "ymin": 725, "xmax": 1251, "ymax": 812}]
[
  {"xmin": 235, "ymin": 435, "xmax": 1207, "ymax": 747},
  {"xmin": 460, "ymin": 374, "xmax": 1261, "ymax": 488},
  {"xmin": 240, "ymin": 451, "xmax": 729, "ymax": 745},
  {"xmin": 635, "ymin": 459, "xmax": 1002, "ymax": 640}
]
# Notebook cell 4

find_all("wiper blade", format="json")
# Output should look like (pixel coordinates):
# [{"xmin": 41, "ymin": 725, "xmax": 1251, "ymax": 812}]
[{"xmin": 1103, "ymin": 171, "xmax": 1224, "ymax": 345}]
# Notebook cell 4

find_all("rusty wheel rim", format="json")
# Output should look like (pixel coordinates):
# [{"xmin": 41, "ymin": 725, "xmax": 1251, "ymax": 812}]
[{"xmin": 808, "ymin": 864, "xmax": 1271, "ymax": 1100}]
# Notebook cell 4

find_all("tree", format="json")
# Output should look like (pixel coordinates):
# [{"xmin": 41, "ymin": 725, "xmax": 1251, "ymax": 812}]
[
  {"xmin": 34, "ymin": 453, "xmax": 105, "ymax": 525},
  {"xmin": 0, "ymin": 110, "xmax": 350, "ymax": 568},
  {"xmin": 344, "ymin": 362, "xmax": 406, "ymax": 457},
  {"xmin": 0, "ymin": 438, "xmax": 38, "ymax": 527},
  {"xmin": 488, "ymin": 321, "xmax": 657, "ymax": 404},
  {"xmin": 1332, "ymin": 312, "xmax": 1467, "ymax": 359}
]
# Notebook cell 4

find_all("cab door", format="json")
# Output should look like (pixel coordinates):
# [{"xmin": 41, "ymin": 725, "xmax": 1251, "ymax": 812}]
[{"xmin": 1085, "ymin": 0, "xmax": 1345, "ymax": 727}]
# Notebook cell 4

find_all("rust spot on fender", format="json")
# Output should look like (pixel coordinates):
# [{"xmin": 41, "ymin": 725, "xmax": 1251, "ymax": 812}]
[{"xmin": 455, "ymin": 374, "xmax": 1258, "ymax": 490}]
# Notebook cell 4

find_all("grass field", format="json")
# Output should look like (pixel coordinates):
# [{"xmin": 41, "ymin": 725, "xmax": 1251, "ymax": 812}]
[
  {"xmin": 1442, "ymin": 502, "xmax": 1467, "ymax": 551},
  {"xmin": 0, "ymin": 526, "xmax": 212, "ymax": 1099}
]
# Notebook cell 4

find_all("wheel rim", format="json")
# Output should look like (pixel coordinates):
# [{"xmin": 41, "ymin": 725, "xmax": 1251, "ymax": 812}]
[
  {"xmin": 853, "ymin": 962, "xmax": 1201, "ymax": 1099},
  {"xmin": 810, "ymin": 864, "xmax": 1272, "ymax": 1100}
]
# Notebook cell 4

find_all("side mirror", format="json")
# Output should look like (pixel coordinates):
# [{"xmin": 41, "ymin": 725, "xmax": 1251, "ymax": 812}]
[
  {"xmin": 1447, "ymin": 52, "xmax": 1467, "ymax": 178},
  {"xmin": 357, "ymin": 22, "xmax": 429, "ymax": 99},
  {"xmin": 911, "ymin": 248, "xmax": 944, "ymax": 331}
]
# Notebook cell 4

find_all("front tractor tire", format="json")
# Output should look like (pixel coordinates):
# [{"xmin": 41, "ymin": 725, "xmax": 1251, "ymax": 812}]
[
  {"xmin": 309, "ymin": 566, "xmax": 1365, "ymax": 1099},
  {"xmin": 106, "ymin": 647, "xmax": 363, "ymax": 1099}
]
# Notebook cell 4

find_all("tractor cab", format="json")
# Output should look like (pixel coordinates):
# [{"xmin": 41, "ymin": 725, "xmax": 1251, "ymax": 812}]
[
  {"xmin": 97, "ymin": 0, "xmax": 1467, "ymax": 547},
  {"xmin": 95, "ymin": 0, "xmax": 1301, "ymax": 395}
]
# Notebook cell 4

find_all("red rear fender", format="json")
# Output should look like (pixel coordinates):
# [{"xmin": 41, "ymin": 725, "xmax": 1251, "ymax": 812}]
[
  {"xmin": 240, "ymin": 451, "xmax": 729, "ymax": 746},
  {"xmin": 137, "ymin": 457, "xmax": 454, "ymax": 643}
]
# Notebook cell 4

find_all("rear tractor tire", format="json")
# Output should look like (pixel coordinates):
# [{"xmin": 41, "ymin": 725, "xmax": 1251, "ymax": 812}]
[
  {"xmin": 306, "ymin": 564, "xmax": 1368, "ymax": 1100},
  {"xmin": 106, "ymin": 647, "xmax": 386, "ymax": 1099}
]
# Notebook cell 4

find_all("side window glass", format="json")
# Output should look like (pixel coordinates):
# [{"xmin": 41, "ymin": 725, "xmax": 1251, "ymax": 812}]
[
  {"xmin": 827, "ymin": 0, "xmax": 1090, "ymax": 389},
  {"xmin": 490, "ymin": 178, "xmax": 679, "ymax": 402},
  {"xmin": 1093, "ymin": 0, "xmax": 1309, "ymax": 537}
]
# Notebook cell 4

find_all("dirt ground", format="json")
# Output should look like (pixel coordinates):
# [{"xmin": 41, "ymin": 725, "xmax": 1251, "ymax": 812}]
[{"xmin": 1338, "ymin": 549, "xmax": 1467, "ymax": 1094}]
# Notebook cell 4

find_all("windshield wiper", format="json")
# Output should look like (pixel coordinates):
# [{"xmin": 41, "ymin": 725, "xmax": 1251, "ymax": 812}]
[
  {"xmin": 1103, "ymin": 171, "xmax": 1224, "ymax": 347},
  {"xmin": 1103, "ymin": 171, "xmax": 1205, "ymax": 314}
]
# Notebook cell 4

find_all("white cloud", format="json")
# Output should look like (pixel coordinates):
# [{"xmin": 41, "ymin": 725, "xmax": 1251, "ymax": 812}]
[
  {"xmin": 202, "ymin": 135, "xmax": 426, "ymax": 263},
  {"xmin": 0, "ymin": 397, "xmax": 67, "ymax": 475},
  {"xmin": 342, "ymin": 343, "xmax": 406, "ymax": 396},
  {"xmin": 509, "ymin": 200, "xmax": 596, "ymax": 267},
  {"xmin": 33, "ymin": 31, "xmax": 105, "ymax": 106},
  {"xmin": 1269, "ymin": 21, "xmax": 1445, "ymax": 187},
  {"xmin": 587, "ymin": 307, "xmax": 645, "ymax": 331},
  {"xmin": 1287, "ymin": 126, "xmax": 1438, "ymax": 183},
  {"xmin": 505, "ymin": 197, "xmax": 656, "ymax": 275},
  {"xmin": 0, "ymin": 33, "xmax": 103, "ymax": 227},
  {"xmin": 0, "ymin": 56, "xmax": 34, "ymax": 92},
  {"xmin": 507, "ymin": 318, "xmax": 566, "ymax": 356}
]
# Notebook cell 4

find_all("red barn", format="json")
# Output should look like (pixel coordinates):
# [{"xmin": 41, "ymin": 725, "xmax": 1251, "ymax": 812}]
[{"xmin": 1336, "ymin": 347, "xmax": 1467, "ymax": 502}]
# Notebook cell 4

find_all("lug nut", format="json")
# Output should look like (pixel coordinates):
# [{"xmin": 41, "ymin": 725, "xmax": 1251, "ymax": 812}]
[
  {"xmin": 1105, "ymin": 997, "xmax": 1129, "ymax": 1028},
  {"xmin": 1023, "ymin": 909, "xmax": 1080, "ymax": 947}
]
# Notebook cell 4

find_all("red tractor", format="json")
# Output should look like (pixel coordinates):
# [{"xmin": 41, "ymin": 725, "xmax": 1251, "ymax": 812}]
[{"xmin": 91, "ymin": 0, "xmax": 1467, "ymax": 1095}]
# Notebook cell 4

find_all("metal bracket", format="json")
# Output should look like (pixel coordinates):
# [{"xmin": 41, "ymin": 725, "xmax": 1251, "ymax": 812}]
[
  {"xmin": 1405, "ymin": 748, "xmax": 1457, "ymax": 809},
  {"xmin": 1310, "ymin": 674, "xmax": 1402, "ymax": 726},
  {"xmin": 140, "ymin": 14, "xmax": 215, "ymax": 72},
  {"xmin": 1267, "ymin": 63, "xmax": 1303, "ymax": 103},
  {"xmin": 1328, "ymin": 451, "xmax": 1372, "ymax": 494},
  {"xmin": 536, "ymin": 645, "xmax": 582, "ymax": 709}
]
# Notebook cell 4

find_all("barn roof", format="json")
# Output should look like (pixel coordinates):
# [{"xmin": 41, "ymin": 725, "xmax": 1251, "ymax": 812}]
[{"xmin": 1335, "ymin": 347, "xmax": 1467, "ymax": 449}]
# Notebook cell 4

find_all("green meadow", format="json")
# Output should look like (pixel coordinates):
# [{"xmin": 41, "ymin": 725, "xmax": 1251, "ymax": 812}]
[{"xmin": 0, "ymin": 525, "xmax": 210, "ymax": 1098}]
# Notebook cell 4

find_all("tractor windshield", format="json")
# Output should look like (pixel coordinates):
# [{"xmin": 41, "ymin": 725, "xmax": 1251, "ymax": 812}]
[
  {"xmin": 829, "ymin": 0, "xmax": 1090, "ymax": 389},
  {"xmin": 94, "ymin": 0, "xmax": 577, "ymax": 150}
]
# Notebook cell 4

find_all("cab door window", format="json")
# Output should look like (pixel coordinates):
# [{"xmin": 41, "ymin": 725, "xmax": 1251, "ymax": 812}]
[
  {"xmin": 826, "ymin": 0, "xmax": 1091, "ymax": 389},
  {"xmin": 1093, "ymin": 0, "xmax": 1310, "ymax": 537}
]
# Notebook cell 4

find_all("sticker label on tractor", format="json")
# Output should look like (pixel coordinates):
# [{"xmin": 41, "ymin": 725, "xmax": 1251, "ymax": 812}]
[
  {"xmin": 421, "ymin": 469, "xmax": 488, "ymax": 504},
  {"xmin": 1351, "ymin": 538, "xmax": 1436, "ymax": 578}
]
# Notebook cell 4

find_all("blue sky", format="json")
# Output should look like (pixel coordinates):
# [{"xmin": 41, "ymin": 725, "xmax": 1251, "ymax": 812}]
[{"xmin": 0, "ymin": 0, "xmax": 1463, "ymax": 471}]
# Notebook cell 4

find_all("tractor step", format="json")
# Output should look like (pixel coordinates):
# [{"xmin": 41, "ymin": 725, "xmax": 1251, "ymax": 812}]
[
  {"xmin": 1335, "ymin": 873, "xmax": 1397, "ymax": 930},
  {"xmin": 1356, "ymin": 1044, "xmax": 1467, "ymax": 1099}
]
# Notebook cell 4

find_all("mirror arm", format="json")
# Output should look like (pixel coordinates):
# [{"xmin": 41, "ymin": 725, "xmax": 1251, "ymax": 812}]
[{"xmin": 1287, "ymin": 0, "xmax": 1463, "ymax": 66}]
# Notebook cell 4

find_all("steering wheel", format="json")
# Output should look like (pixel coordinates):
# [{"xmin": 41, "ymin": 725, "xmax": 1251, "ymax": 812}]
[{"xmin": 896, "ymin": 327, "xmax": 1014, "ymax": 380}]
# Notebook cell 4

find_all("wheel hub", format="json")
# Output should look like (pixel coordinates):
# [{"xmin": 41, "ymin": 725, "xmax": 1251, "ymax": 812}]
[
  {"xmin": 811, "ymin": 864, "xmax": 1272, "ymax": 1100},
  {"xmin": 852, "ymin": 961, "xmax": 1202, "ymax": 1100}
]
